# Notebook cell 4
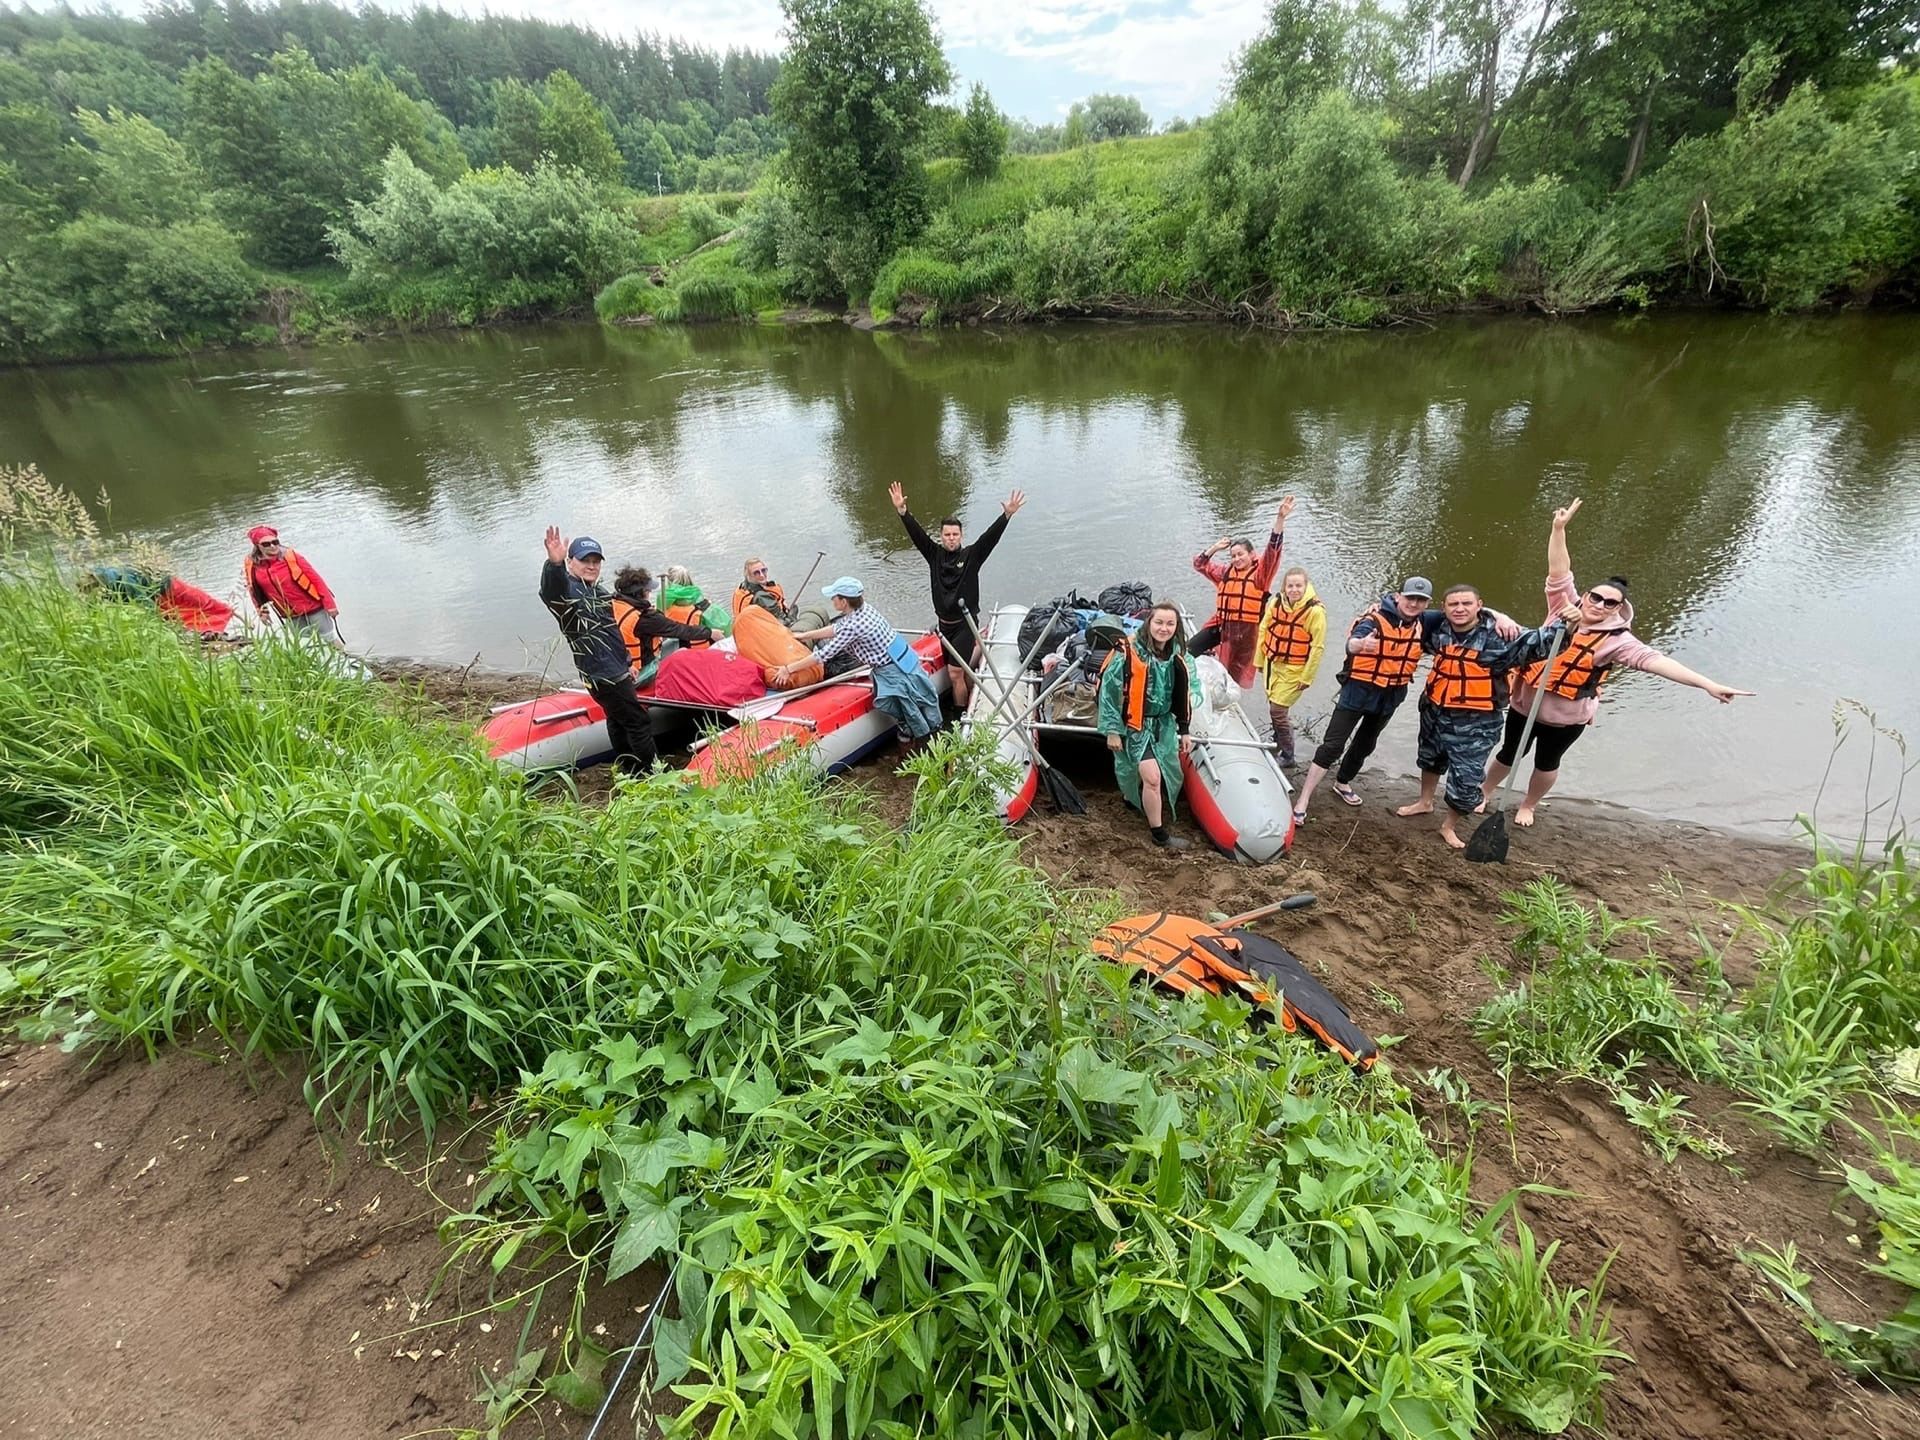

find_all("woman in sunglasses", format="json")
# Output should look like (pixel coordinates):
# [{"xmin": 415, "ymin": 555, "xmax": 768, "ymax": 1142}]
[{"xmin": 1483, "ymin": 498, "xmax": 1753, "ymax": 826}]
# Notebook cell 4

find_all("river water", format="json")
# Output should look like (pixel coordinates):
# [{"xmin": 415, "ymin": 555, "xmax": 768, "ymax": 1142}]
[{"xmin": 4, "ymin": 315, "xmax": 1915, "ymax": 838}]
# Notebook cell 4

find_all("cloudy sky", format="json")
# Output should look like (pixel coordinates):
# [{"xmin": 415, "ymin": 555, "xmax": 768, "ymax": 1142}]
[{"xmin": 99, "ymin": 0, "xmax": 1269, "ymax": 123}]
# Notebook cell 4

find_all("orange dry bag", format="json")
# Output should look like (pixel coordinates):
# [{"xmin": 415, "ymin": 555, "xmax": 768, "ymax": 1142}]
[{"xmin": 732, "ymin": 603, "xmax": 825, "ymax": 690}]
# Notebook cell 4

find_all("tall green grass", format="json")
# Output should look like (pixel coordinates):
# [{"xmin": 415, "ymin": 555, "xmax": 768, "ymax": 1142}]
[{"xmin": 0, "ymin": 571, "xmax": 1618, "ymax": 1435}]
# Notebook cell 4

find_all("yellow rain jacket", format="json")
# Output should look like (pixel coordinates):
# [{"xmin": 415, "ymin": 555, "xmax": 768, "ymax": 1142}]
[{"xmin": 1257, "ymin": 582, "xmax": 1327, "ymax": 707}]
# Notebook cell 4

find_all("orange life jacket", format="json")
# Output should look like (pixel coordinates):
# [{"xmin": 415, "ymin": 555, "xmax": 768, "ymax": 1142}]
[
  {"xmin": 663, "ymin": 600, "xmax": 712, "ymax": 646},
  {"xmin": 1260, "ymin": 596, "xmax": 1320, "ymax": 666},
  {"xmin": 243, "ymin": 550, "xmax": 327, "ymax": 615},
  {"xmin": 1101, "ymin": 642, "xmax": 1151, "ymax": 732},
  {"xmin": 1425, "ymin": 640, "xmax": 1497, "ymax": 711},
  {"xmin": 1212, "ymin": 560, "xmax": 1266, "ymax": 625},
  {"xmin": 1523, "ymin": 627, "xmax": 1611, "ymax": 701},
  {"xmin": 611, "ymin": 597, "xmax": 653, "ymax": 670},
  {"xmin": 733, "ymin": 581, "xmax": 787, "ymax": 619},
  {"xmin": 1091, "ymin": 912, "xmax": 1378, "ymax": 1072},
  {"xmin": 1342, "ymin": 610, "xmax": 1423, "ymax": 689}
]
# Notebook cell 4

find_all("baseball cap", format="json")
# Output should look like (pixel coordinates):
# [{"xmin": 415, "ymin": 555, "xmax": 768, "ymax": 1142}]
[
  {"xmin": 1401, "ymin": 576, "xmax": 1434, "ymax": 599},
  {"xmin": 568, "ymin": 536, "xmax": 605, "ymax": 561},
  {"xmin": 822, "ymin": 576, "xmax": 864, "ymax": 598}
]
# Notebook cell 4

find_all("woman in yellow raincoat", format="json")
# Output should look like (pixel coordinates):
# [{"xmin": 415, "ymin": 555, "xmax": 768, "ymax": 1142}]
[{"xmin": 1256, "ymin": 566, "xmax": 1326, "ymax": 768}]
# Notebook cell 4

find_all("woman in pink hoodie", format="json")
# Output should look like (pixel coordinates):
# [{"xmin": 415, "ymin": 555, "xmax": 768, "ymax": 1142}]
[{"xmin": 1483, "ymin": 498, "xmax": 1753, "ymax": 827}]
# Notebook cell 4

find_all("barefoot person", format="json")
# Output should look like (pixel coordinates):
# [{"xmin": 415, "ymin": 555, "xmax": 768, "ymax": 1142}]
[
  {"xmin": 1482, "ymin": 499, "xmax": 1755, "ymax": 827},
  {"xmin": 1189, "ymin": 496, "xmax": 1294, "ymax": 688},
  {"xmin": 1256, "ymin": 565, "xmax": 1324, "ymax": 767},
  {"xmin": 1098, "ymin": 601, "xmax": 1196, "ymax": 851},
  {"xmin": 1394, "ymin": 585, "xmax": 1572, "ymax": 849},
  {"xmin": 890, "ymin": 482, "xmax": 1024, "ymax": 709}
]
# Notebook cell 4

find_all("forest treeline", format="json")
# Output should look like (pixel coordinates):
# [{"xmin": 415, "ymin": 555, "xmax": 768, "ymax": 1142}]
[{"xmin": 4, "ymin": 0, "xmax": 1919, "ymax": 363}]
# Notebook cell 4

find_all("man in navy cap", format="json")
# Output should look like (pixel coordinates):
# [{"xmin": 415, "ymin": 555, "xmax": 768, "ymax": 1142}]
[{"xmin": 540, "ymin": 525, "xmax": 656, "ymax": 774}]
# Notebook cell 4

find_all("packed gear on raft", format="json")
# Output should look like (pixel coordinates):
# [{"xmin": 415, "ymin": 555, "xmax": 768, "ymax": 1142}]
[
  {"xmin": 1091, "ymin": 911, "xmax": 1378, "ymax": 1072},
  {"xmin": 1095, "ymin": 580, "xmax": 1153, "ymax": 618}
]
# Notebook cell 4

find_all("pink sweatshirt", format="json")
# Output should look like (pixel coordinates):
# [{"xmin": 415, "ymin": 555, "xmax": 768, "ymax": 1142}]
[{"xmin": 1509, "ymin": 572, "xmax": 1663, "ymax": 727}]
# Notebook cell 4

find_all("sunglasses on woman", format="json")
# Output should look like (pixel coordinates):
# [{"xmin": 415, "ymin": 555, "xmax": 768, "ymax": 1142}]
[{"xmin": 1585, "ymin": 590, "xmax": 1624, "ymax": 608}]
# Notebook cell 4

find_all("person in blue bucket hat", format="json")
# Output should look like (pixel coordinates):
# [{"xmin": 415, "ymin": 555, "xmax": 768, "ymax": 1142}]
[{"xmin": 781, "ymin": 576, "xmax": 944, "ymax": 743}]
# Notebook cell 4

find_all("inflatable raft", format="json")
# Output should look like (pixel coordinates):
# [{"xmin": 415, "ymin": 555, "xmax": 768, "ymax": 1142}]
[
  {"xmin": 1182, "ymin": 655, "xmax": 1295, "ymax": 863},
  {"xmin": 963, "ymin": 604, "xmax": 1039, "ymax": 824},
  {"xmin": 481, "ymin": 677, "xmax": 719, "ymax": 771},
  {"xmin": 685, "ymin": 633, "xmax": 949, "ymax": 786}
]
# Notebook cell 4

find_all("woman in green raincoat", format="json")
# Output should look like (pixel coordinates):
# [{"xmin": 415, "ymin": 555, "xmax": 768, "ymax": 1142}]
[{"xmin": 1098, "ymin": 601, "xmax": 1195, "ymax": 851}]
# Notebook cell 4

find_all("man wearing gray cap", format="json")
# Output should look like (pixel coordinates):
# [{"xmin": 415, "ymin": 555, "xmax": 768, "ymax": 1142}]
[
  {"xmin": 1291, "ymin": 578, "xmax": 1429, "ymax": 824},
  {"xmin": 540, "ymin": 526, "xmax": 656, "ymax": 775}
]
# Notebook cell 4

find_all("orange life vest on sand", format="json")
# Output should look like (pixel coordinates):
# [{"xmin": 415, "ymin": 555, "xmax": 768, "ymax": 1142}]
[
  {"xmin": 243, "ymin": 550, "xmax": 327, "ymax": 615},
  {"xmin": 1342, "ymin": 611, "xmax": 1422, "ymax": 689},
  {"xmin": 1260, "ymin": 597, "xmax": 1320, "ymax": 667},
  {"xmin": 1090, "ymin": 912, "xmax": 1378, "ymax": 1072},
  {"xmin": 1425, "ymin": 641, "xmax": 1497, "ymax": 712},
  {"xmin": 732, "ymin": 603, "xmax": 824, "ymax": 690},
  {"xmin": 733, "ymin": 581, "xmax": 787, "ymax": 619},
  {"xmin": 1523, "ymin": 628, "xmax": 1611, "ymax": 701},
  {"xmin": 1211, "ymin": 561, "xmax": 1266, "ymax": 625}
]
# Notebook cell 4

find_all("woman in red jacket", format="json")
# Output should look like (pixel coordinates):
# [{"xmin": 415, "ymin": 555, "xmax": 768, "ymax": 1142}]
[{"xmin": 243, "ymin": 525, "xmax": 342, "ymax": 648}]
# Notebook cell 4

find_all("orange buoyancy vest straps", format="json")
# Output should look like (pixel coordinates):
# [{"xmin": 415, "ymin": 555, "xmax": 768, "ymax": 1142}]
[
  {"xmin": 1523, "ymin": 627, "xmax": 1611, "ymax": 700},
  {"xmin": 611, "ymin": 597, "xmax": 649, "ymax": 668},
  {"xmin": 1101, "ymin": 643, "xmax": 1150, "ymax": 732},
  {"xmin": 1261, "ymin": 597, "xmax": 1320, "ymax": 666},
  {"xmin": 1425, "ymin": 642, "xmax": 1498, "ymax": 711},
  {"xmin": 1213, "ymin": 560, "xmax": 1266, "ymax": 625},
  {"xmin": 663, "ymin": 600, "xmax": 713, "ymax": 645},
  {"xmin": 244, "ymin": 551, "xmax": 328, "ymax": 614},
  {"xmin": 1089, "ymin": 913, "xmax": 1265, "ymax": 1001},
  {"xmin": 1342, "ymin": 611, "xmax": 1423, "ymax": 689}
]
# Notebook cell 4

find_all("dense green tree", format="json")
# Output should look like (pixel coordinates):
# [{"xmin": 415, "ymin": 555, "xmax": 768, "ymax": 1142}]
[
  {"xmin": 539, "ymin": 70, "xmax": 621, "ymax": 183},
  {"xmin": 773, "ymin": 0, "xmax": 952, "ymax": 294},
  {"xmin": 490, "ymin": 77, "xmax": 546, "ymax": 173},
  {"xmin": 1080, "ymin": 93, "xmax": 1152, "ymax": 141},
  {"xmin": 957, "ymin": 82, "xmax": 1008, "ymax": 179}
]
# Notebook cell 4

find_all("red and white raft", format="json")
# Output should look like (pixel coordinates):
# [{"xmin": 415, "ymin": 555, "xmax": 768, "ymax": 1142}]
[
  {"xmin": 962, "ymin": 603, "xmax": 1039, "ymax": 824},
  {"xmin": 685, "ymin": 633, "xmax": 950, "ymax": 786},
  {"xmin": 1181, "ymin": 655, "xmax": 1296, "ymax": 863},
  {"xmin": 480, "ymin": 679, "xmax": 724, "ymax": 771}
]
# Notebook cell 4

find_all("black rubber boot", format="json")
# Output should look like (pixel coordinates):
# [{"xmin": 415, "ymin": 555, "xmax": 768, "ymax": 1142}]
[{"xmin": 1150, "ymin": 825, "xmax": 1190, "ymax": 852}]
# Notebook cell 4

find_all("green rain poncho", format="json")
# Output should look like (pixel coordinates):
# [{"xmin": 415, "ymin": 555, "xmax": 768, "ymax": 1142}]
[{"xmin": 1096, "ymin": 632, "xmax": 1193, "ymax": 815}]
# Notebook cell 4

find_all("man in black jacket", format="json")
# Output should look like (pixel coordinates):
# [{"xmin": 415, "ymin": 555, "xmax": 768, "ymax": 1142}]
[
  {"xmin": 539, "ymin": 526, "xmax": 656, "ymax": 775},
  {"xmin": 889, "ymin": 481, "xmax": 1025, "ymax": 707}
]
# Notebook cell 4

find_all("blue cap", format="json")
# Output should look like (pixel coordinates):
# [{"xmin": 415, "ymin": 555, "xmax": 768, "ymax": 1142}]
[
  {"xmin": 822, "ymin": 576, "xmax": 864, "ymax": 599},
  {"xmin": 568, "ymin": 536, "xmax": 604, "ymax": 561}
]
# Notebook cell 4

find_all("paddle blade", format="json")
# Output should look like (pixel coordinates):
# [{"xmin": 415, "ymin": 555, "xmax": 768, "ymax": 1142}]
[
  {"xmin": 1041, "ymin": 766, "xmax": 1087, "ymax": 816},
  {"xmin": 1464, "ymin": 808, "xmax": 1510, "ymax": 864}
]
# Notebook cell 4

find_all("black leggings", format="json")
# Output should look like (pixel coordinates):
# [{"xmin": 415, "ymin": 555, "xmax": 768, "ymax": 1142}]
[
  {"xmin": 1494, "ymin": 708, "xmax": 1585, "ymax": 773},
  {"xmin": 1311, "ymin": 704, "xmax": 1394, "ymax": 785},
  {"xmin": 588, "ymin": 674, "xmax": 659, "ymax": 776},
  {"xmin": 1189, "ymin": 623, "xmax": 1221, "ymax": 657}
]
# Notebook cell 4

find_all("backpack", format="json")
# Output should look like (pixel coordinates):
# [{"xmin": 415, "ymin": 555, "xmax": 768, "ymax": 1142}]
[{"xmin": 1095, "ymin": 581, "xmax": 1153, "ymax": 618}]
